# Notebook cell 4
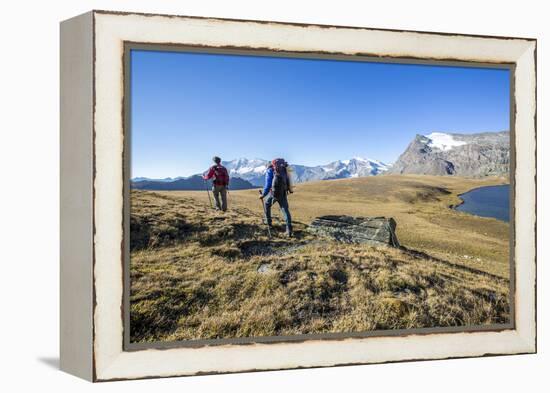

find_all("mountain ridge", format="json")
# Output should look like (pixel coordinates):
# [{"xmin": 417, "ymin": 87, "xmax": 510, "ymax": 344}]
[
  {"xmin": 132, "ymin": 157, "xmax": 392, "ymax": 188},
  {"xmin": 131, "ymin": 174, "xmax": 256, "ymax": 191},
  {"xmin": 388, "ymin": 131, "xmax": 509, "ymax": 177},
  {"xmin": 131, "ymin": 130, "xmax": 510, "ymax": 189}
]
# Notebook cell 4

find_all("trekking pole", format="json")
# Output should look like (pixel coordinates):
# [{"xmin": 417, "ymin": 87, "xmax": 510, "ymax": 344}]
[
  {"xmin": 203, "ymin": 179, "xmax": 213, "ymax": 209},
  {"xmin": 258, "ymin": 190, "xmax": 272, "ymax": 239}
]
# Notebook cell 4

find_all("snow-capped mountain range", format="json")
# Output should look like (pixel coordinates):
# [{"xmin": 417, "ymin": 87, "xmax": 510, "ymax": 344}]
[
  {"xmin": 131, "ymin": 131, "xmax": 509, "ymax": 189},
  {"xmin": 222, "ymin": 157, "xmax": 391, "ymax": 186},
  {"xmin": 132, "ymin": 157, "xmax": 391, "ymax": 187}
]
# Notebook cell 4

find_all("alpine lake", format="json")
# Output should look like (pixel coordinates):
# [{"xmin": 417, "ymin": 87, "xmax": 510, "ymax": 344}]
[{"xmin": 455, "ymin": 184, "xmax": 510, "ymax": 222}]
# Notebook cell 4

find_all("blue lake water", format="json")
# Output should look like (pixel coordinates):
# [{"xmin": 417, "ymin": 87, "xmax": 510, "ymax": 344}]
[{"xmin": 455, "ymin": 184, "xmax": 510, "ymax": 222}]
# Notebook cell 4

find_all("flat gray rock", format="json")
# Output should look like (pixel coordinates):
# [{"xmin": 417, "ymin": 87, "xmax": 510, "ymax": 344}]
[{"xmin": 308, "ymin": 215, "xmax": 400, "ymax": 247}]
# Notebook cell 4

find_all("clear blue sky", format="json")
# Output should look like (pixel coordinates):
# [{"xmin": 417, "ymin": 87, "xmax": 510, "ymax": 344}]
[{"xmin": 130, "ymin": 49, "xmax": 510, "ymax": 178}]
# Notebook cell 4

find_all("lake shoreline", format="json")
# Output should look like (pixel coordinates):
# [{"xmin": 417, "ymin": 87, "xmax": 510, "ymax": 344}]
[
  {"xmin": 453, "ymin": 183, "xmax": 510, "ymax": 222},
  {"xmin": 448, "ymin": 181, "xmax": 509, "ymax": 208}
]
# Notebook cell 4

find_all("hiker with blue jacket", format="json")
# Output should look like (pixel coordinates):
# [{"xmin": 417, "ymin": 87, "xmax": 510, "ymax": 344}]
[{"xmin": 259, "ymin": 158, "xmax": 293, "ymax": 237}]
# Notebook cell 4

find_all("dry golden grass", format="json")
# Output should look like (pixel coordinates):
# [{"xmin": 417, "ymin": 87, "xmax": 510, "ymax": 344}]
[
  {"xmin": 130, "ymin": 175, "xmax": 510, "ymax": 343},
  {"xmin": 170, "ymin": 174, "xmax": 510, "ymax": 278}
]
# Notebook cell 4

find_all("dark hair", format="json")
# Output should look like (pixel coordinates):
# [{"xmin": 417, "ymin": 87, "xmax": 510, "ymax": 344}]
[{"xmin": 213, "ymin": 156, "xmax": 221, "ymax": 164}]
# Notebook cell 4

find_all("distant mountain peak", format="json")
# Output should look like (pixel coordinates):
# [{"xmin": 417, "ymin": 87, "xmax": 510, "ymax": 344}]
[
  {"xmin": 390, "ymin": 130, "xmax": 509, "ymax": 176},
  {"xmin": 351, "ymin": 156, "xmax": 368, "ymax": 162}
]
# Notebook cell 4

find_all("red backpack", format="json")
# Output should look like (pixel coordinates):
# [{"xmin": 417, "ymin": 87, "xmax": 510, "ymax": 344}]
[{"xmin": 213, "ymin": 165, "xmax": 229, "ymax": 186}]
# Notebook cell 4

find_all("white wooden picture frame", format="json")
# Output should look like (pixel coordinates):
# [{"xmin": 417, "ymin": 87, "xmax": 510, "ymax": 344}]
[{"xmin": 60, "ymin": 10, "xmax": 536, "ymax": 381}]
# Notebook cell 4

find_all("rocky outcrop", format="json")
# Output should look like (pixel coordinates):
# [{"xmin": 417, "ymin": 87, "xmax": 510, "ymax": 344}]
[
  {"xmin": 308, "ymin": 215, "xmax": 400, "ymax": 247},
  {"xmin": 388, "ymin": 131, "xmax": 509, "ymax": 177}
]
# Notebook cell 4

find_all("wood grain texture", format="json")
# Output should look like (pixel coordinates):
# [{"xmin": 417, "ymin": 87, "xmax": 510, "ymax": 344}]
[{"xmin": 60, "ymin": 11, "xmax": 94, "ymax": 381}]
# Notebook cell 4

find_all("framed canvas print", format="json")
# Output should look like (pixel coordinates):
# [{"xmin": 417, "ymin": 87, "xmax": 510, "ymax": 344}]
[{"xmin": 60, "ymin": 10, "xmax": 537, "ymax": 381}]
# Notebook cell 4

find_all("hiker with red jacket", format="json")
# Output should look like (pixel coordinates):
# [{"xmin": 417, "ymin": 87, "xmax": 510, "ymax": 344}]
[
  {"xmin": 259, "ymin": 158, "xmax": 293, "ymax": 237},
  {"xmin": 203, "ymin": 156, "xmax": 230, "ymax": 211}
]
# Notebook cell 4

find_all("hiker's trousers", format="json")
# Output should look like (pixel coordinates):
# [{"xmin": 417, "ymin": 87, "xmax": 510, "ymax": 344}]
[
  {"xmin": 212, "ymin": 185, "xmax": 228, "ymax": 211},
  {"xmin": 264, "ymin": 193, "xmax": 292, "ymax": 233}
]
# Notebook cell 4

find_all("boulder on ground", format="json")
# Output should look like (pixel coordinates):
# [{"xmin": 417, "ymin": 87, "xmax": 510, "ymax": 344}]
[{"xmin": 308, "ymin": 215, "xmax": 400, "ymax": 247}]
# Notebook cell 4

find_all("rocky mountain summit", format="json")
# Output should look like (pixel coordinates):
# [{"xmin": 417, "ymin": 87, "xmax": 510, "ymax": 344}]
[{"xmin": 389, "ymin": 131, "xmax": 509, "ymax": 176}]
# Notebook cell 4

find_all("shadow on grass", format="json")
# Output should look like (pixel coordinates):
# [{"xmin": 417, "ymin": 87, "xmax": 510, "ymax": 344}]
[{"xmin": 399, "ymin": 245, "xmax": 508, "ymax": 282}]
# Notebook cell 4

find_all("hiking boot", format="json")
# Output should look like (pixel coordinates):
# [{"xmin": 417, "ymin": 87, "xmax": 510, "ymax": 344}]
[{"xmin": 285, "ymin": 230, "xmax": 293, "ymax": 238}]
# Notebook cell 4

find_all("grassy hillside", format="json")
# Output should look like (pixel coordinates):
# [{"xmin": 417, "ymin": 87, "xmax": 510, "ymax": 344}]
[
  {"xmin": 169, "ymin": 174, "xmax": 510, "ymax": 278},
  {"xmin": 130, "ymin": 175, "xmax": 510, "ymax": 343}
]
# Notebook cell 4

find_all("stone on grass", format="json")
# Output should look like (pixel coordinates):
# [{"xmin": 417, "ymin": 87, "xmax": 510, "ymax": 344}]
[
  {"xmin": 257, "ymin": 263, "xmax": 271, "ymax": 274},
  {"xmin": 308, "ymin": 215, "xmax": 400, "ymax": 247}
]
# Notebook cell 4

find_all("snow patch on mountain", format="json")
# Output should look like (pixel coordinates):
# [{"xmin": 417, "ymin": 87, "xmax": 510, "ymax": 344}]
[
  {"xmin": 425, "ymin": 132, "xmax": 467, "ymax": 151},
  {"xmin": 389, "ymin": 131, "xmax": 509, "ymax": 176}
]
